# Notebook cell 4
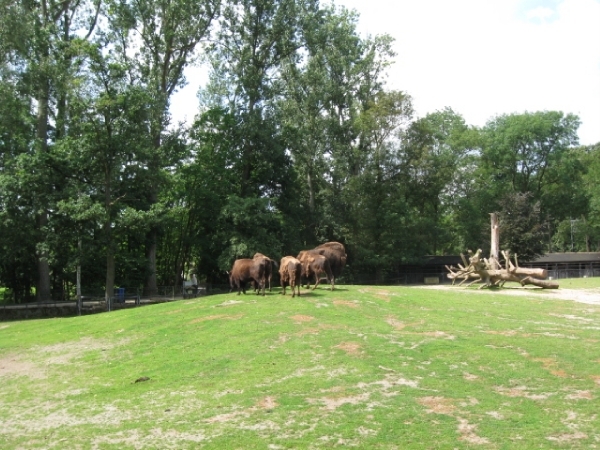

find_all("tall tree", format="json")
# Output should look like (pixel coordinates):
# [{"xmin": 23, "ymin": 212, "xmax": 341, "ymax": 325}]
[
  {"xmin": 346, "ymin": 90, "xmax": 413, "ymax": 281},
  {"xmin": 0, "ymin": 0, "xmax": 101, "ymax": 300},
  {"xmin": 278, "ymin": 5, "xmax": 398, "ymax": 248},
  {"xmin": 206, "ymin": 0, "xmax": 316, "ymax": 195},
  {"xmin": 0, "ymin": 65, "xmax": 38, "ymax": 302},
  {"xmin": 198, "ymin": 0, "xmax": 319, "ymax": 265},
  {"xmin": 399, "ymin": 108, "xmax": 475, "ymax": 255},
  {"xmin": 108, "ymin": 0, "xmax": 220, "ymax": 295},
  {"xmin": 61, "ymin": 42, "xmax": 158, "ymax": 303}
]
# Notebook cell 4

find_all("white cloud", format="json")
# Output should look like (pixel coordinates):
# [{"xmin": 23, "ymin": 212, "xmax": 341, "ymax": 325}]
[
  {"xmin": 170, "ymin": 0, "xmax": 600, "ymax": 145},
  {"xmin": 526, "ymin": 6, "xmax": 556, "ymax": 21}
]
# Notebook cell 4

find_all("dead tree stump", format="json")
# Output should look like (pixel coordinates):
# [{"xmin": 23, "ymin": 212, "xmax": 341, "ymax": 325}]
[{"xmin": 446, "ymin": 249, "xmax": 559, "ymax": 289}]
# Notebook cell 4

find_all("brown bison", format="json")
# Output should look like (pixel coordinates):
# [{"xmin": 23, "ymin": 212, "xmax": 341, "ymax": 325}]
[
  {"xmin": 279, "ymin": 256, "xmax": 302, "ymax": 297},
  {"xmin": 297, "ymin": 251, "xmax": 334, "ymax": 290},
  {"xmin": 253, "ymin": 253, "xmax": 277, "ymax": 292},
  {"xmin": 313, "ymin": 242, "xmax": 346, "ymax": 281},
  {"xmin": 229, "ymin": 258, "xmax": 266, "ymax": 296}
]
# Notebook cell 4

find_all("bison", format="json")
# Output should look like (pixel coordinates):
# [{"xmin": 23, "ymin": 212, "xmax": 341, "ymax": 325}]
[
  {"xmin": 279, "ymin": 256, "xmax": 302, "ymax": 297},
  {"xmin": 253, "ymin": 253, "xmax": 277, "ymax": 292},
  {"xmin": 229, "ymin": 258, "xmax": 266, "ymax": 296},
  {"xmin": 297, "ymin": 251, "xmax": 334, "ymax": 290},
  {"xmin": 313, "ymin": 242, "xmax": 346, "ymax": 283}
]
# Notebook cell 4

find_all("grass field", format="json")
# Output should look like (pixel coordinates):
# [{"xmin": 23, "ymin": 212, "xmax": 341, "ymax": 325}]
[{"xmin": 1, "ymin": 281, "xmax": 600, "ymax": 449}]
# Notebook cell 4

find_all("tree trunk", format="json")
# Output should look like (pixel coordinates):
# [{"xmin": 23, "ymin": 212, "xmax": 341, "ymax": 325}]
[
  {"xmin": 448, "ymin": 267, "xmax": 548, "ymax": 280},
  {"xmin": 489, "ymin": 213, "xmax": 500, "ymax": 270},
  {"xmin": 35, "ymin": 76, "xmax": 52, "ymax": 302},
  {"xmin": 105, "ymin": 246, "xmax": 115, "ymax": 310},
  {"xmin": 104, "ymin": 164, "xmax": 116, "ymax": 308},
  {"xmin": 77, "ymin": 234, "xmax": 82, "ymax": 316},
  {"xmin": 307, "ymin": 171, "xmax": 315, "ymax": 214},
  {"xmin": 144, "ymin": 132, "xmax": 161, "ymax": 297}
]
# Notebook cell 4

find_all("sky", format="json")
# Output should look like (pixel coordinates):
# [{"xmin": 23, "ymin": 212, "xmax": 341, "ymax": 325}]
[{"xmin": 169, "ymin": 0, "xmax": 600, "ymax": 145}]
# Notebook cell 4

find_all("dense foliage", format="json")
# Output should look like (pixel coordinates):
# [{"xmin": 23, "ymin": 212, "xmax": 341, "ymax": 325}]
[{"xmin": 0, "ymin": 0, "xmax": 598, "ymax": 302}]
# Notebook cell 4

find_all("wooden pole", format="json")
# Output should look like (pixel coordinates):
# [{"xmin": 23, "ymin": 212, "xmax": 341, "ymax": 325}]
[{"xmin": 490, "ymin": 213, "xmax": 500, "ymax": 270}]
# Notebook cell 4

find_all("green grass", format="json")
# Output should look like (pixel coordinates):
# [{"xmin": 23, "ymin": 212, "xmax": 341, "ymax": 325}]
[{"xmin": 1, "ymin": 282, "xmax": 600, "ymax": 449}]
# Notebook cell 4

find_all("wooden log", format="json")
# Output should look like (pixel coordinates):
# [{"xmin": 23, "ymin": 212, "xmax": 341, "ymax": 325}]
[
  {"xmin": 475, "ymin": 272, "xmax": 559, "ymax": 288},
  {"xmin": 481, "ymin": 268, "xmax": 547, "ymax": 279},
  {"xmin": 518, "ymin": 276, "xmax": 559, "ymax": 289},
  {"xmin": 515, "ymin": 267, "xmax": 547, "ymax": 278}
]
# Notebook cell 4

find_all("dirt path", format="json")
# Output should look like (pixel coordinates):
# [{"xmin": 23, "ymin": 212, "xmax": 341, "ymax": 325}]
[{"xmin": 415, "ymin": 284, "xmax": 600, "ymax": 305}]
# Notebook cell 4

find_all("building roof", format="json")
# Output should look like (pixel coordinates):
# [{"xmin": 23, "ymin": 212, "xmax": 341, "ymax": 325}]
[{"xmin": 528, "ymin": 252, "xmax": 600, "ymax": 264}]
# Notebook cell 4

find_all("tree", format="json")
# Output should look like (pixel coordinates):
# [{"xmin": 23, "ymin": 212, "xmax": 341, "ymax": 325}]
[
  {"xmin": 496, "ymin": 192, "xmax": 548, "ymax": 262},
  {"xmin": 196, "ymin": 0, "xmax": 321, "ymax": 266},
  {"xmin": 552, "ymin": 143, "xmax": 600, "ymax": 252},
  {"xmin": 0, "ymin": 0, "xmax": 102, "ymax": 301},
  {"xmin": 60, "ymin": 43, "xmax": 158, "ymax": 303},
  {"xmin": 345, "ymin": 90, "xmax": 413, "ymax": 281},
  {"xmin": 278, "ymin": 5, "xmax": 399, "ymax": 252},
  {"xmin": 0, "ymin": 67, "xmax": 38, "ymax": 302},
  {"xmin": 398, "ymin": 108, "xmax": 476, "ymax": 255},
  {"xmin": 480, "ymin": 111, "xmax": 580, "ymax": 199},
  {"xmin": 108, "ymin": 0, "xmax": 220, "ymax": 295}
]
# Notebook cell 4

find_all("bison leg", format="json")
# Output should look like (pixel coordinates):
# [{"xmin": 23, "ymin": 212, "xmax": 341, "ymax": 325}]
[{"xmin": 312, "ymin": 274, "xmax": 320, "ymax": 290}]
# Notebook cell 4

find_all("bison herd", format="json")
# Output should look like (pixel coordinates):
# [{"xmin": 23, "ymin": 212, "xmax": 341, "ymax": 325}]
[{"xmin": 228, "ymin": 242, "xmax": 347, "ymax": 297}]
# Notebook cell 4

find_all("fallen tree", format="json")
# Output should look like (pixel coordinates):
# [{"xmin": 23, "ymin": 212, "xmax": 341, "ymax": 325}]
[{"xmin": 446, "ymin": 249, "xmax": 559, "ymax": 289}]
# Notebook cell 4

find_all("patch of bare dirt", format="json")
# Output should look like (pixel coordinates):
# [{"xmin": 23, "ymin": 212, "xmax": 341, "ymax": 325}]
[
  {"xmin": 358, "ymin": 288, "xmax": 400, "ymax": 302},
  {"xmin": 205, "ymin": 410, "xmax": 247, "ymax": 424},
  {"xmin": 418, "ymin": 397, "xmax": 490, "ymax": 444},
  {"xmin": 205, "ymin": 396, "xmax": 278, "ymax": 424},
  {"xmin": 546, "ymin": 431, "xmax": 588, "ymax": 443},
  {"xmin": 294, "ymin": 323, "xmax": 340, "ymax": 337},
  {"xmin": 257, "ymin": 396, "xmax": 278, "ymax": 409},
  {"xmin": 532, "ymin": 357, "xmax": 570, "ymax": 378},
  {"xmin": 518, "ymin": 350, "xmax": 572, "ymax": 378},
  {"xmin": 333, "ymin": 299, "xmax": 359, "ymax": 308},
  {"xmin": 1, "ymin": 337, "xmax": 127, "ymax": 380},
  {"xmin": 290, "ymin": 314, "xmax": 315, "ymax": 323},
  {"xmin": 190, "ymin": 313, "xmax": 244, "ymax": 324},
  {"xmin": 457, "ymin": 417, "xmax": 490, "ymax": 445},
  {"xmin": 564, "ymin": 390, "xmax": 593, "ymax": 400},
  {"xmin": 417, "ymin": 396, "xmax": 456, "ymax": 415},
  {"xmin": 0, "ymin": 356, "xmax": 45, "ymax": 379},
  {"xmin": 333, "ymin": 342, "xmax": 362, "ymax": 356},
  {"xmin": 386, "ymin": 317, "xmax": 424, "ymax": 330},
  {"xmin": 494, "ymin": 385, "xmax": 552, "ymax": 400},
  {"xmin": 215, "ymin": 299, "xmax": 244, "ymax": 307},
  {"xmin": 418, "ymin": 331, "xmax": 456, "ymax": 340},
  {"xmin": 463, "ymin": 372, "xmax": 479, "ymax": 381},
  {"xmin": 314, "ymin": 393, "xmax": 370, "ymax": 411}
]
